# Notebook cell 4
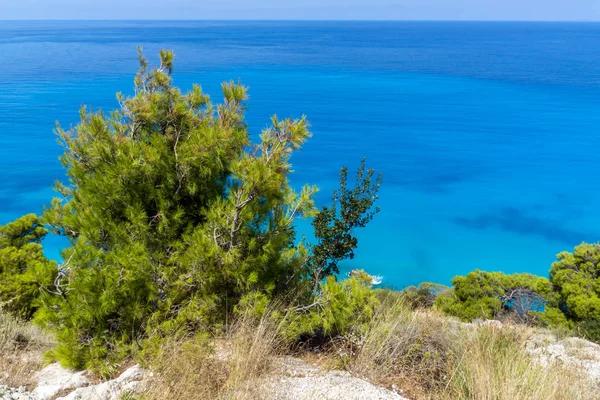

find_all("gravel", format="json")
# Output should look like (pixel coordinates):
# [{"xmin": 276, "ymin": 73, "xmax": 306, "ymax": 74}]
[{"xmin": 256, "ymin": 357, "xmax": 409, "ymax": 400}]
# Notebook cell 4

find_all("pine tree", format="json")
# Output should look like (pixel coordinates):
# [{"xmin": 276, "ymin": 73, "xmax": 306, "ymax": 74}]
[{"xmin": 36, "ymin": 49, "xmax": 318, "ymax": 369}]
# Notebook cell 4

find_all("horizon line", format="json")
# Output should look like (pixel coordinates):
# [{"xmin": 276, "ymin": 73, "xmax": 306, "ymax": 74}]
[{"xmin": 1, "ymin": 18, "xmax": 600, "ymax": 23}]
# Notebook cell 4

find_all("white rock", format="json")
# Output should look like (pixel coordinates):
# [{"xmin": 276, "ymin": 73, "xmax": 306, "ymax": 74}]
[
  {"xmin": 0, "ymin": 385, "xmax": 35, "ymax": 400},
  {"xmin": 31, "ymin": 364, "xmax": 89, "ymax": 400},
  {"xmin": 264, "ymin": 374, "xmax": 408, "ymax": 400},
  {"xmin": 480, "ymin": 320, "xmax": 503, "ymax": 328},
  {"xmin": 1, "ymin": 364, "xmax": 147, "ymax": 400},
  {"xmin": 527, "ymin": 334, "xmax": 600, "ymax": 384},
  {"xmin": 57, "ymin": 365, "xmax": 147, "ymax": 400},
  {"xmin": 257, "ymin": 357, "xmax": 408, "ymax": 400}
]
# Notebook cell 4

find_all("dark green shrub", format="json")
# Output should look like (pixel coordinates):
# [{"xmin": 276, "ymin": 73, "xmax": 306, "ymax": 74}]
[
  {"xmin": 436, "ymin": 270, "xmax": 553, "ymax": 322},
  {"xmin": 576, "ymin": 320, "xmax": 600, "ymax": 343},
  {"xmin": 550, "ymin": 243, "xmax": 600, "ymax": 322},
  {"xmin": 0, "ymin": 214, "xmax": 56, "ymax": 319},
  {"xmin": 403, "ymin": 282, "xmax": 450, "ymax": 309},
  {"xmin": 306, "ymin": 160, "xmax": 381, "ymax": 294},
  {"xmin": 439, "ymin": 243, "xmax": 600, "ymax": 335}
]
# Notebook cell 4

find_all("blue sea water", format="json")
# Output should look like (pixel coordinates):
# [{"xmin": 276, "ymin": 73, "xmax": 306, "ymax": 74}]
[{"xmin": 1, "ymin": 21, "xmax": 600, "ymax": 289}]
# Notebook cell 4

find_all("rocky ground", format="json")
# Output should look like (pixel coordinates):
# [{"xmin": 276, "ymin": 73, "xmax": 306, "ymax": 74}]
[
  {"xmin": 253, "ymin": 357, "xmax": 408, "ymax": 400},
  {"xmin": 2, "ymin": 324, "xmax": 600, "ymax": 400},
  {"xmin": 0, "ymin": 363, "xmax": 148, "ymax": 400},
  {"xmin": 0, "ymin": 357, "xmax": 406, "ymax": 400},
  {"xmin": 526, "ymin": 332, "xmax": 600, "ymax": 385}
]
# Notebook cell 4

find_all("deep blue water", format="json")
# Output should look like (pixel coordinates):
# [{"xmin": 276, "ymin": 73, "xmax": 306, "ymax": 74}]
[{"xmin": 1, "ymin": 21, "xmax": 600, "ymax": 288}]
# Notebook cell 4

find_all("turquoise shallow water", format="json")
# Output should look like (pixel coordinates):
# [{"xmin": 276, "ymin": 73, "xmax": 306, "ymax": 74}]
[{"xmin": 1, "ymin": 21, "xmax": 600, "ymax": 288}]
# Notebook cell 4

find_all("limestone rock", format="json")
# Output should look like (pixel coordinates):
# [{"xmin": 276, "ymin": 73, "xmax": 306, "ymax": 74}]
[
  {"xmin": 253, "ymin": 357, "xmax": 409, "ymax": 400},
  {"xmin": 57, "ymin": 365, "xmax": 147, "ymax": 400},
  {"xmin": 1, "ymin": 364, "xmax": 147, "ymax": 400},
  {"xmin": 527, "ymin": 333, "xmax": 600, "ymax": 384},
  {"xmin": 31, "ymin": 364, "xmax": 89, "ymax": 400}
]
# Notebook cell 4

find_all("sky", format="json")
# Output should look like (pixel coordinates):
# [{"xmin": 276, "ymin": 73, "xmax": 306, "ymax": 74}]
[{"xmin": 1, "ymin": 0, "xmax": 599, "ymax": 21}]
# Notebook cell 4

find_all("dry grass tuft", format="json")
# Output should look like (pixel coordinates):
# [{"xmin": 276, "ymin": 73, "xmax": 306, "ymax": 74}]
[
  {"xmin": 444, "ymin": 324, "xmax": 596, "ymax": 400},
  {"xmin": 348, "ymin": 295, "xmax": 457, "ymax": 398},
  {"xmin": 139, "ymin": 335, "xmax": 227, "ymax": 400},
  {"xmin": 224, "ymin": 313, "xmax": 285, "ymax": 397},
  {"xmin": 0, "ymin": 309, "xmax": 54, "ymax": 388},
  {"xmin": 344, "ymin": 295, "xmax": 598, "ymax": 400},
  {"xmin": 140, "ymin": 311, "xmax": 284, "ymax": 400}
]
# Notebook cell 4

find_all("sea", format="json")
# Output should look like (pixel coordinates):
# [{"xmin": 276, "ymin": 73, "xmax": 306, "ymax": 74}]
[{"xmin": 1, "ymin": 21, "xmax": 599, "ymax": 289}]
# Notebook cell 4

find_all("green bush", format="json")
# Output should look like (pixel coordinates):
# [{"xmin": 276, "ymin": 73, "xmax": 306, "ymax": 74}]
[
  {"xmin": 402, "ymin": 282, "xmax": 450, "ymax": 309},
  {"xmin": 535, "ymin": 306, "xmax": 573, "ymax": 329},
  {"xmin": 436, "ymin": 270, "xmax": 553, "ymax": 322},
  {"xmin": 0, "ymin": 214, "xmax": 56, "ymax": 319},
  {"xmin": 576, "ymin": 320, "xmax": 600, "ymax": 343},
  {"xmin": 550, "ymin": 243, "xmax": 600, "ymax": 322},
  {"xmin": 438, "ymin": 243, "xmax": 600, "ymax": 342},
  {"xmin": 306, "ymin": 160, "xmax": 381, "ymax": 294},
  {"xmin": 283, "ymin": 270, "xmax": 379, "ymax": 342}
]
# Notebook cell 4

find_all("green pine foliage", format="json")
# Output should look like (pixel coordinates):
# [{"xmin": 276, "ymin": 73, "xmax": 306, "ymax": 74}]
[
  {"xmin": 576, "ymin": 319, "xmax": 600, "ymax": 343},
  {"xmin": 282, "ymin": 270, "xmax": 379, "ymax": 342},
  {"xmin": 438, "ymin": 243, "xmax": 600, "ymax": 342},
  {"xmin": 548, "ymin": 242, "xmax": 600, "ymax": 338},
  {"xmin": 402, "ymin": 282, "xmax": 450, "ymax": 309},
  {"xmin": 550, "ymin": 243, "xmax": 600, "ymax": 322},
  {"xmin": 436, "ymin": 270, "xmax": 553, "ymax": 322},
  {"xmin": 0, "ymin": 214, "xmax": 56, "ymax": 319},
  {"xmin": 35, "ymin": 50, "xmax": 321, "ymax": 370},
  {"xmin": 27, "ymin": 49, "xmax": 383, "ymax": 371}
]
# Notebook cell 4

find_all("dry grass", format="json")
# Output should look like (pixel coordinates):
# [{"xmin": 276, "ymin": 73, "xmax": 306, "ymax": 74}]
[
  {"xmin": 140, "ymin": 311, "xmax": 285, "ymax": 400},
  {"xmin": 136, "ymin": 295, "xmax": 598, "ymax": 400},
  {"xmin": 138, "ymin": 335, "xmax": 227, "ymax": 399},
  {"xmin": 344, "ymin": 296, "xmax": 598, "ymax": 400},
  {"xmin": 444, "ymin": 325, "xmax": 597, "ymax": 400},
  {"xmin": 347, "ymin": 295, "xmax": 457, "ymax": 398},
  {"xmin": 223, "ymin": 313, "xmax": 285, "ymax": 397},
  {"xmin": 2, "ymin": 291, "xmax": 595, "ymax": 400},
  {"xmin": 0, "ymin": 309, "xmax": 54, "ymax": 388}
]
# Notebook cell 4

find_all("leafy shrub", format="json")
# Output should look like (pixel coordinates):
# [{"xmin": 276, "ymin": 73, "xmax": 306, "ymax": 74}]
[
  {"xmin": 306, "ymin": 160, "xmax": 381, "ymax": 294},
  {"xmin": 0, "ymin": 214, "xmax": 56, "ymax": 319},
  {"xmin": 437, "ymin": 243, "xmax": 600, "ymax": 345},
  {"xmin": 534, "ymin": 305, "xmax": 572, "ymax": 328}
]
